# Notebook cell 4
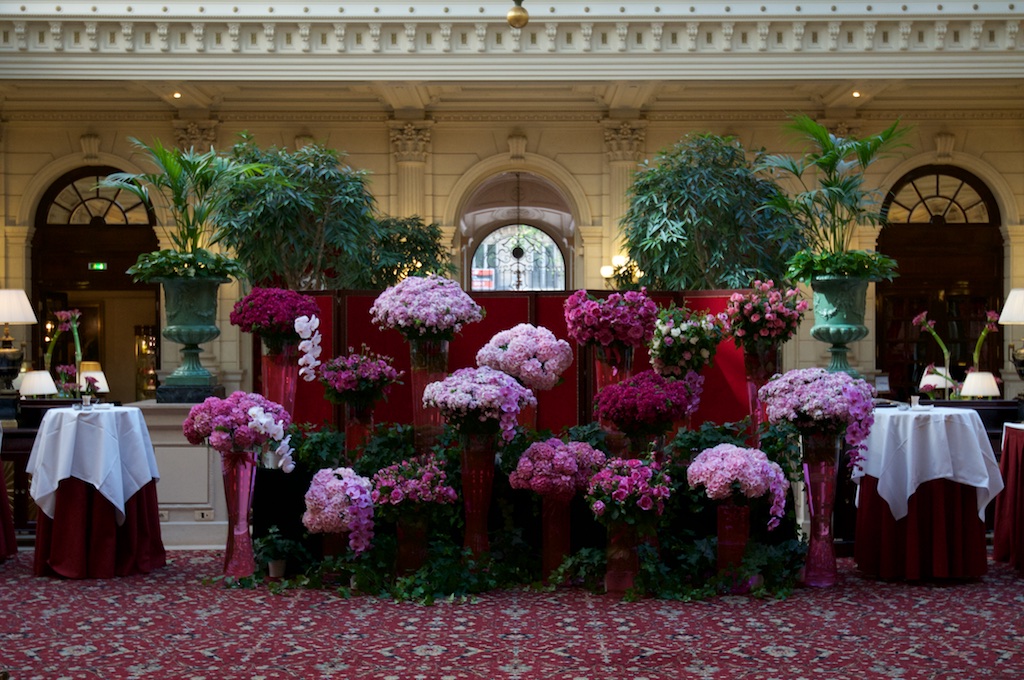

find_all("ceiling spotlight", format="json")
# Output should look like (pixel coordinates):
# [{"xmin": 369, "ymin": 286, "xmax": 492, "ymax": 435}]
[
  {"xmin": 852, "ymin": 91, "xmax": 862, "ymax": 98},
  {"xmin": 507, "ymin": 0, "xmax": 529, "ymax": 28},
  {"xmin": 172, "ymin": 91, "xmax": 182, "ymax": 99}
]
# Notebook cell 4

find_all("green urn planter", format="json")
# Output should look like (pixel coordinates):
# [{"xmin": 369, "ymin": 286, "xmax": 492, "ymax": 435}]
[
  {"xmin": 809, "ymin": 275, "xmax": 869, "ymax": 375},
  {"xmin": 158, "ymin": 276, "xmax": 228, "ymax": 387}
]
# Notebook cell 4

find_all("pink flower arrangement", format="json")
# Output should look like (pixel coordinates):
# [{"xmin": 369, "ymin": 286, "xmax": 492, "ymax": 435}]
[
  {"xmin": 317, "ymin": 346, "xmax": 404, "ymax": 408},
  {"xmin": 421, "ymin": 366, "xmax": 537, "ymax": 442},
  {"xmin": 563, "ymin": 288, "xmax": 658, "ymax": 348},
  {"xmin": 649, "ymin": 305, "xmax": 730, "ymax": 376},
  {"xmin": 370, "ymin": 455, "xmax": 459, "ymax": 521},
  {"xmin": 914, "ymin": 309, "xmax": 1000, "ymax": 375},
  {"xmin": 725, "ymin": 280, "xmax": 808, "ymax": 352},
  {"xmin": 509, "ymin": 438, "xmax": 607, "ymax": 498},
  {"xmin": 758, "ymin": 368, "xmax": 875, "ymax": 463},
  {"xmin": 585, "ymin": 457, "xmax": 672, "ymax": 526},
  {"xmin": 230, "ymin": 287, "xmax": 321, "ymax": 354},
  {"xmin": 182, "ymin": 391, "xmax": 296, "ymax": 472},
  {"xmin": 593, "ymin": 370, "xmax": 703, "ymax": 439},
  {"xmin": 44, "ymin": 308, "xmax": 82, "ymax": 375},
  {"xmin": 54, "ymin": 363, "xmax": 77, "ymax": 397},
  {"xmin": 686, "ymin": 443, "xmax": 789, "ymax": 530},
  {"xmin": 476, "ymin": 323, "xmax": 574, "ymax": 392},
  {"xmin": 369, "ymin": 274, "xmax": 484, "ymax": 341},
  {"xmin": 302, "ymin": 467, "xmax": 375, "ymax": 554}
]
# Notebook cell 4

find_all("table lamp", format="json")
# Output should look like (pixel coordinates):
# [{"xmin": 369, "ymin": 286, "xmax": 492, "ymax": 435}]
[
  {"xmin": 19, "ymin": 369, "xmax": 58, "ymax": 398},
  {"xmin": 919, "ymin": 369, "xmax": 955, "ymax": 399},
  {"xmin": 998, "ymin": 288, "xmax": 1024, "ymax": 378},
  {"xmin": 960, "ymin": 371, "xmax": 1001, "ymax": 399},
  {"xmin": 80, "ymin": 369, "xmax": 110, "ymax": 394},
  {"xmin": 0, "ymin": 289, "xmax": 38, "ymax": 391}
]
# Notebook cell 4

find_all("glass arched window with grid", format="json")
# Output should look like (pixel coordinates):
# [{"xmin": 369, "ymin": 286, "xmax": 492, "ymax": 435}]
[{"xmin": 470, "ymin": 224, "xmax": 566, "ymax": 292}]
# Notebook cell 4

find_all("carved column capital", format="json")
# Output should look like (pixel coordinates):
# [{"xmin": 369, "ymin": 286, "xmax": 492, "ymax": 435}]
[
  {"xmin": 602, "ymin": 120, "xmax": 647, "ymax": 163},
  {"xmin": 389, "ymin": 121, "xmax": 433, "ymax": 163}
]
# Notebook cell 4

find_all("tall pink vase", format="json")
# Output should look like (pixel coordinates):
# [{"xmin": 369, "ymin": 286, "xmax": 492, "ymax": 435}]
[
  {"xmin": 605, "ymin": 522, "xmax": 639, "ymax": 598},
  {"xmin": 461, "ymin": 431, "xmax": 496, "ymax": 558},
  {"xmin": 345, "ymin": 402, "xmax": 374, "ymax": 459},
  {"xmin": 221, "ymin": 451, "xmax": 258, "ymax": 578},
  {"xmin": 261, "ymin": 345, "xmax": 300, "ymax": 416},
  {"xmin": 594, "ymin": 343, "xmax": 635, "ymax": 454},
  {"xmin": 717, "ymin": 500, "xmax": 750, "ymax": 573},
  {"xmin": 802, "ymin": 431, "xmax": 840, "ymax": 588},
  {"xmin": 410, "ymin": 338, "xmax": 449, "ymax": 453},
  {"xmin": 743, "ymin": 342, "xmax": 780, "ymax": 445},
  {"xmin": 542, "ymin": 493, "xmax": 572, "ymax": 580},
  {"xmin": 395, "ymin": 513, "xmax": 429, "ymax": 575}
]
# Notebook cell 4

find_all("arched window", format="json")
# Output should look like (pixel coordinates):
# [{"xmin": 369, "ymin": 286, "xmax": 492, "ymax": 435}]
[{"xmin": 470, "ymin": 223, "xmax": 566, "ymax": 291}]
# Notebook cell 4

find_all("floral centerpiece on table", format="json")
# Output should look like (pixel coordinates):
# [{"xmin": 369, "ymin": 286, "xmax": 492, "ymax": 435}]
[
  {"xmin": 585, "ymin": 457, "xmax": 672, "ymax": 528},
  {"xmin": 230, "ymin": 287, "xmax": 320, "ymax": 355},
  {"xmin": 758, "ymin": 368, "xmax": 875, "ymax": 463},
  {"xmin": 725, "ymin": 279, "xmax": 808, "ymax": 354},
  {"xmin": 317, "ymin": 346, "xmax": 404, "ymax": 409},
  {"xmin": 649, "ymin": 305, "xmax": 730, "ymax": 377},
  {"xmin": 421, "ymin": 366, "xmax": 537, "ymax": 442},
  {"xmin": 509, "ymin": 438, "xmax": 607, "ymax": 499},
  {"xmin": 302, "ymin": 467, "xmax": 375, "ymax": 554},
  {"xmin": 563, "ymin": 288, "xmax": 658, "ymax": 350},
  {"xmin": 593, "ymin": 370, "xmax": 703, "ymax": 442},
  {"xmin": 370, "ymin": 455, "xmax": 459, "ymax": 522},
  {"xmin": 369, "ymin": 274, "xmax": 484, "ymax": 341},
  {"xmin": 687, "ymin": 443, "xmax": 789, "ymax": 530},
  {"xmin": 476, "ymin": 323, "xmax": 574, "ymax": 392},
  {"xmin": 182, "ymin": 391, "xmax": 296, "ymax": 472}
]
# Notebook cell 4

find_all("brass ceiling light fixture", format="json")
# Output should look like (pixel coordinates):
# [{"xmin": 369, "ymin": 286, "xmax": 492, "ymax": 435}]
[{"xmin": 507, "ymin": 0, "xmax": 529, "ymax": 29}]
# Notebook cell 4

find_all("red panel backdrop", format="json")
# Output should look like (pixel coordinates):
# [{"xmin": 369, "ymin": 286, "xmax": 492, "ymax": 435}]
[{"xmin": 681, "ymin": 291, "xmax": 749, "ymax": 428}]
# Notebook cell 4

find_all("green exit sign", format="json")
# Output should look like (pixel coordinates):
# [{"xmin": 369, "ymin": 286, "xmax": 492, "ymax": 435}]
[{"xmin": 88, "ymin": 262, "xmax": 108, "ymax": 271}]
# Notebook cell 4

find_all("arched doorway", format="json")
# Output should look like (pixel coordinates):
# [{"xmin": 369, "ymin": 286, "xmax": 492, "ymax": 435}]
[
  {"xmin": 31, "ymin": 166, "xmax": 160, "ymax": 403},
  {"xmin": 876, "ymin": 165, "xmax": 1003, "ymax": 399}
]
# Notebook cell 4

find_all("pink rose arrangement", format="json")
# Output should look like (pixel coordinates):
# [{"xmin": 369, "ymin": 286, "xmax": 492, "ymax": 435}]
[
  {"xmin": 422, "ymin": 366, "xmax": 537, "ymax": 442},
  {"xmin": 725, "ymin": 280, "xmax": 808, "ymax": 353},
  {"xmin": 758, "ymin": 368, "xmax": 875, "ymax": 463},
  {"xmin": 302, "ymin": 467, "xmax": 375, "ymax": 554},
  {"xmin": 44, "ymin": 308, "xmax": 82, "ymax": 376},
  {"xmin": 317, "ymin": 345, "xmax": 404, "ymax": 408},
  {"xmin": 182, "ymin": 391, "xmax": 296, "ymax": 472},
  {"xmin": 686, "ymin": 443, "xmax": 789, "ymax": 530},
  {"xmin": 563, "ymin": 288, "xmax": 658, "ymax": 348},
  {"xmin": 370, "ymin": 455, "xmax": 459, "ymax": 521},
  {"xmin": 476, "ymin": 323, "xmax": 574, "ymax": 392},
  {"xmin": 593, "ymin": 370, "xmax": 703, "ymax": 440},
  {"xmin": 230, "ymin": 287, "xmax": 321, "ymax": 354},
  {"xmin": 649, "ymin": 305, "xmax": 730, "ymax": 376},
  {"xmin": 369, "ymin": 274, "xmax": 484, "ymax": 341},
  {"xmin": 509, "ymin": 438, "xmax": 607, "ymax": 498},
  {"xmin": 585, "ymin": 457, "xmax": 672, "ymax": 527}
]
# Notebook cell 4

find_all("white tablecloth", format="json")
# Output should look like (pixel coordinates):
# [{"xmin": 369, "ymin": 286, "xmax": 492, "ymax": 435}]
[
  {"xmin": 27, "ymin": 406, "xmax": 160, "ymax": 525},
  {"xmin": 852, "ymin": 406, "xmax": 1003, "ymax": 521}
]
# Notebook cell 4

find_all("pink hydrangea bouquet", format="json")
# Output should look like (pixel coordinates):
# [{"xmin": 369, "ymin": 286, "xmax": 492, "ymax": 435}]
[
  {"xmin": 509, "ymin": 438, "xmax": 607, "ymax": 498},
  {"xmin": 563, "ymin": 288, "xmax": 658, "ymax": 348},
  {"xmin": 317, "ymin": 346, "xmax": 404, "ymax": 408},
  {"xmin": 758, "ymin": 368, "xmax": 875, "ymax": 463},
  {"xmin": 421, "ymin": 366, "xmax": 537, "ymax": 442},
  {"xmin": 593, "ymin": 370, "xmax": 703, "ymax": 440},
  {"xmin": 686, "ymin": 443, "xmax": 789, "ymax": 530},
  {"xmin": 230, "ymin": 287, "xmax": 320, "ymax": 354},
  {"xmin": 585, "ymin": 457, "xmax": 672, "ymax": 527},
  {"xmin": 302, "ymin": 467, "xmax": 375, "ymax": 554},
  {"xmin": 182, "ymin": 391, "xmax": 296, "ymax": 472},
  {"xmin": 725, "ymin": 280, "xmax": 808, "ymax": 353},
  {"xmin": 370, "ymin": 455, "xmax": 459, "ymax": 521},
  {"xmin": 369, "ymin": 274, "xmax": 484, "ymax": 341},
  {"xmin": 476, "ymin": 323, "xmax": 574, "ymax": 391},
  {"xmin": 649, "ymin": 305, "xmax": 730, "ymax": 376}
]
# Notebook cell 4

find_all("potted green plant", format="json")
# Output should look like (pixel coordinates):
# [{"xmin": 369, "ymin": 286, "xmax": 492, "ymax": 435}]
[
  {"xmin": 253, "ymin": 524, "xmax": 304, "ymax": 578},
  {"xmin": 759, "ymin": 115, "xmax": 909, "ymax": 373}
]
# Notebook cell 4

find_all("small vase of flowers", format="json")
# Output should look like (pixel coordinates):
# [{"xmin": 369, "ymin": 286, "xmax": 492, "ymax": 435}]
[
  {"xmin": 302, "ymin": 467, "xmax": 375, "ymax": 556},
  {"xmin": 593, "ymin": 369, "xmax": 703, "ymax": 456},
  {"xmin": 649, "ymin": 305, "xmax": 730, "ymax": 377},
  {"xmin": 317, "ymin": 346, "xmax": 404, "ymax": 456}
]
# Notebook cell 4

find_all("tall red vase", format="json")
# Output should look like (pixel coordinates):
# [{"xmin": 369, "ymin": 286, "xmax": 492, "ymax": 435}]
[
  {"xmin": 541, "ymin": 493, "xmax": 572, "ymax": 580},
  {"xmin": 605, "ymin": 522, "xmax": 639, "ymax": 598},
  {"xmin": 410, "ymin": 338, "xmax": 449, "ymax": 453},
  {"xmin": 802, "ymin": 431, "xmax": 840, "ymax": 588},
  {"xmin": 221, "ymin": 451, "xmax": 258, "ymax": 578},
  {"xmin": 743, "ymin": 342, "xmax": 780, "ymax": 445},
  {"xmin": 345, "ymin": 402, "xmax": 374, "ymax": 459},
  {"xmin": 717, "ymin": 500, "xmax": 750, "ymax": 573},
  {"xmin": 395, "ymin": 513, "xmax": 430, "ymax": 575},
  {"xmin": 261, "ymin": 345, "xmax": 300, "ymax": 416},
  {"xmin": 593, "ymin": 343, "xmax": 634, "ymax": 392},
  {"xmin": 461, "ymin": 431, "xmax": 496, "ymax": 558}
]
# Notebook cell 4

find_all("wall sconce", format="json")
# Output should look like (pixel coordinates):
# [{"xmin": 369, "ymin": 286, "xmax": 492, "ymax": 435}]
[
  {"xmin": 611, "ymin": 254, "xmax": 628, "ymax": 268},
  {"xmin": 600, "ymin": 265, "xmax": 615, "ymax": 279}
]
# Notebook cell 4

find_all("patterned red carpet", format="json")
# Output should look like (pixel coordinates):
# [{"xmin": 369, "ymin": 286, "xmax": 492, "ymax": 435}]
[{"xmin": 2, "ymin": 548, "xmax": 1023, "ymax": 679}]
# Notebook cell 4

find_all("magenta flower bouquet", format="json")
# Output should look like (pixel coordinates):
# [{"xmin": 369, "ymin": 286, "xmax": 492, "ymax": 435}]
[
  {"xmin": 593, "ymin": 370, "xmax": 703, "ymax": 440},
  {"xmin": 302, "ymin": 467, "xmax": 375, "ymax": 554},
  {"xmin": 509, "ymin": 438, "xmax": 607, "ymax": 498},
  {"xmin": 369, "ymin": 274, "xmax": 484, "ymax": 341},
  {"xmin": 687, "ymin": 443, "xmax": 789, "ymax": 530},
  {"xmin": 476, "ymin": 323, "xmax": 574, "ymax": 392},
  {"xmin": 370, "ymin": 455, "xmax": 459, "ymax": 522},
  {"xmin": 421, "ymin": 366, "xmax": 537, "ymax": 442},
  {"xmin": 563, "ymin": 288, "xmax": 658, "ymax": 349},
  {"xmin": 318, "ymin": 346, "xmax": 404, "ymax": 408},
  {"xmin": 649, "ymin": 306, "xmax": 730, "ymax": 376},
  {"xmin": 585, "ymin": 457, "xmax": 672, "ymax": 527},
  {"xmin": 230, "ymin": 287, "xmax": 320, "ymax": 354},
  {"xmin": 725, "ymin": 280, "xmax": 808, "ymax": 353},
  {"xmin": 182, "ymin": 391, "xmax": 296, "ymax": 472}
]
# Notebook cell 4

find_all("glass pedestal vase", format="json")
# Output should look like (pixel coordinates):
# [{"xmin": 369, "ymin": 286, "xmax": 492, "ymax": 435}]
[
  {"xmin": 345, "ymin": 402, "xmax": 374, "ymax": 459},
  {"xmin": 801, "ymin": 431, "xmax": 841, "ymax": 588},
  {"xmin": 743, "ymin": 342, "xmax": 780, "ymax": 445},
  {"xmin": 261, "ymin": 345, "xmax": 300, "ymax": 416},
  {"xmin": 542, "ymin": 493, "xmax": 572, "ymax": 581},
  {"xmin": 220, "ymin": 451, "xmax": 258, "ymax": 578},
  {"xmin": 593, "ymin": 343, "xmax": 634, "ymax": 392},
  {"xmin": 604, "ymin": 522, "xmax": 639, "ymax": 598},
  {"xmin": 395, "ymin": 514, "xmax": 429, "ymax": 575},
  {"xmin": 717, "ymin": 500, "xmax": 751, "ymax": 593},
  {"xmin": 410, "ymin": 338, "xmax": 449, "ymax": 453},
  {"xmin": 461, "ymin": 431, "xmax": 496, "ymax": 559}
]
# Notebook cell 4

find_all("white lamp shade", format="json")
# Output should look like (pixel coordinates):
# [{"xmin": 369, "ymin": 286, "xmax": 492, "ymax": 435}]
[
  {"xmin": 919, "ymin": 370, "xmax": 955, "ymax": 390},
  {"xmin": 960, "ymin": 371, "xmax": 1001, "ymax": 398},
  {"xmin": 19, "ymin": 370, "xmax": 58, "ymax": 397},
  {"xmin": 80, "ymin": 360, "xmax": 102, "ymax": 373},
  {"xmin": 999, "ymin": 289, "xmax": 1024, "ymax": 325},
  {"xmin": 79, "ymin": 370, "xmax": 110, "ymax": 394},
  {"xmin": 0, "ymin": 289, "xmax": 37, "ymax": 325}
]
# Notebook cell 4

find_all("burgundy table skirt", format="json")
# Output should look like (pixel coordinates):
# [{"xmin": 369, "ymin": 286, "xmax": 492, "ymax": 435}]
[
  {"xmin": 855, "ymin": 475, "xmax": 988, "ymax": 581},
  {"xmin": 33, "ymin": 477, "xmax": 166, "ymax": 579},
  {"xmin": 0, "ymin": 481, "xmax": 16, "ymax": 560},
  {"xmin": 994, "ymin": 426, "xmax": 1024, "ymax": 572}
]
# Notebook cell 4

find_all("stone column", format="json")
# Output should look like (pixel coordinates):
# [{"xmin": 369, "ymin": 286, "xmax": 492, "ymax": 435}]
[
  {"xmin": 389, "ymin": 121, "xmax": 432, "ymax": 219},
  {"xmin": 602, "ymin": 120, "xmax": 646, "ymax": 288}
]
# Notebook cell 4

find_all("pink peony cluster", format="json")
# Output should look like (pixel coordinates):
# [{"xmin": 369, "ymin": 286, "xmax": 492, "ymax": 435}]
[
  {"xmin": 182, "ymin": 391, "xmax": 295, "ymax": 472},
  {"xmin": 509, "ymin": 438, "xmax": 607, "ymax": 497},
  {"xmin": 422, "ymin": 366, "xmax": 537, "ymax": 442},
  {"xmin": 563, "ymin": 288, "xmax": 658, "ymax": 348},
  {"xmin": 476, "ymin": 323, "xmax": 574, "ymax": 392},
  {"xmin": 318, "ymin": 346, "xmax": 404, "ymax": 407},
  {"xmin": 230, "ymin": 287, "xmax": 321, "ymax": 354},
  {"xmin": 370, "ymin": 455, "xmax": 458, "ymax": 521},
  {"xmin": 649, "ymin": 305, "xmax": 730, "ymax": 376},
  {"xmin": 686, "ymin": 443, "xmax": 789, "ymax": 530},
  {"xmin": 302, "ymin": 467, "xmax": 375, "ymax": 554},
  {"xmin": 585, "ymin": 457, "xmax": 672, "ymax": 526},
  {"xmin": 725, "ymin": 280, "xmax": 808, "ymax": 353},
  {"xmin": 369, "ymin": 274, "xmax": 484, "ymax": 341},
  {"xmin": 593, "ymin": 369, "xmax": 703, "ymax": 439}
]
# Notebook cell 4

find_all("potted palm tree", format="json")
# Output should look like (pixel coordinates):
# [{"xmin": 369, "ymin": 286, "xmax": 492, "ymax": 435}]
[
  {"xmin": 100, "ymin": 138, "xmax": 265, "ymax": 396},
  {"xmin": 759, "ymin": 115, "xmax": 909, "ymax": 374}
]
